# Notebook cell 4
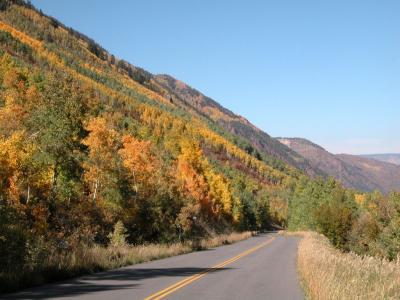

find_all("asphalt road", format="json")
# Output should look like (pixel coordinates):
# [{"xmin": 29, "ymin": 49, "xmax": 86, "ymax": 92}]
[{"xmin": 4, "ymin": 233, "xmax": 303, "ymax": 300}]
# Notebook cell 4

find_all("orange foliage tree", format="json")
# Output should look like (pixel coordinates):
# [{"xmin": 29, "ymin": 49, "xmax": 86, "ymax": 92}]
[{"xmin": 118, "ymin": 135, "xmax": 158, "ymax": 199}]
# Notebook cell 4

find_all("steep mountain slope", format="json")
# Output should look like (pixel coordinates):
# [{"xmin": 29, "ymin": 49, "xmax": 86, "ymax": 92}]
[
  {"xmin": 360, "ymin": 154, "xmax": 400, "ymax": 166},
  {"xmin": 0, "ymin": 0, "xmax": 305, "ymax": 248},
  {"xmin": 152, "ymin": 74, "xmax": 322, "ymax": 177},
  {"xmin": 0, "ymin": 2, "xmax": 323, "ymax": 178},
  {"xmin": 278, "ymin": 138, "xmax": 400, "ymax": 193},
  {"xmin": 337, "ymin": 154, "xmax": 400, "ymax": 193},
  {"xmin": 0, "ymin": 0, "xmax": 328, "ymax": 291}
]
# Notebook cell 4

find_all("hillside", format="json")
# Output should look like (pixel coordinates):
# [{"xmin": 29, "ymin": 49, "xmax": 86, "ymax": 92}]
[
  {"xmin": 0, "ymin": 1, "xmax": 305, "ymax": 288},
  {"xmin": 152, "ymin": 74, "xmax": 322, "ymax": 177},
  {"xmin": 278, "ymin": 138, "xmax": 400, "ymax": 193},
  {"xmin": 0, "ymin": 0, "xmax": 320, "ymax": 292},
  {"xmin": 360, "ymin": 153, "xmax": 400, "ymax": 166}
]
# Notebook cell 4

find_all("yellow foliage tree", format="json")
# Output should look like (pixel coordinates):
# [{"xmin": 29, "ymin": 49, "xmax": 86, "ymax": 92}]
[
  {"xmin": 203, "ymin": 166, "xmax": 233, "ymax": 216},
  {"xmin": 175, "ymin": 139, "xmax": 233, "ymax": 218},
  {"xmin": 82, "ymin": 117, "xmax": 119, "ymax": 203},
  {"xmin": 0, "ymin": 131, "xmax": 39, "ymax": 208}
]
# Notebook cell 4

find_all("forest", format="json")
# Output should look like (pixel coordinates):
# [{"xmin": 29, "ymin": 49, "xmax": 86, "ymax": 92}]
[{"xmin": 0, "ymin": 0, "xmax": 399, "ymax": 292}]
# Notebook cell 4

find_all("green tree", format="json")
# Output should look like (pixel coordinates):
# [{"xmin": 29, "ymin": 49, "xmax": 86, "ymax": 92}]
[{"xmin": 28, "ymin": 73, "xmax": 87, "ymax": 205}]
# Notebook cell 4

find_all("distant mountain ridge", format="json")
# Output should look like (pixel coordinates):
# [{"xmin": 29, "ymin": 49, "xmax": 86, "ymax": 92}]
[
  {"xmin": 360, "ymin": 154, "xmax": 400, "ymax": 166},
  {"xmin": 278, "ymin": 138, "xmax": 400, "ymax": 193}
]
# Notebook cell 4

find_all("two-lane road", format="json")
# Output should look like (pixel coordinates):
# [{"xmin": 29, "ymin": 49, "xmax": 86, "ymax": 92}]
[{"xmin": 4, "ymin": 233, "xmax": 303, "ymax": 300}]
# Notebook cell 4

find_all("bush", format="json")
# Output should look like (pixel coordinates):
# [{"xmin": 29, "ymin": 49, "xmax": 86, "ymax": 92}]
[
  {"xmin": 314, "ymin": 202, "xmax": 353, "ymax": 250},
  {"xmin": 108, "ymin": 221, "xmax": 129, "ymax": 247},
  {"xmin": 0, "ymin": 201, "xmax": 27, "ymax": 273}
]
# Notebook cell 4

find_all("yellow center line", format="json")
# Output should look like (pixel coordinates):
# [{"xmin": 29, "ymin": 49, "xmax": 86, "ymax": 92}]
[{"xmin": 144, "ymin": 236, "xmax": 276, "ymax": 300}]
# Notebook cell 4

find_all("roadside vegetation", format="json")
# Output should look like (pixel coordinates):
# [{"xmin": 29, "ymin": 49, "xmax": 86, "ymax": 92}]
[
  {"xmin": 288, "ymin": 177, "xmax": 400, "ymax": 261},
  {"xmin": 297, "ymin": 232, "xmax": 400, "ymax": 300},
  {"xmin": 0, "ymin": 228, "xmax": 252, "ymax": 293}
]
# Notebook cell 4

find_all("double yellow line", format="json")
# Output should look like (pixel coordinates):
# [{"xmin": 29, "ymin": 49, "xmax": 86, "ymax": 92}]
[{"xmin": 144, "ymin": 236, "xmax": 276, "ymax": 300}]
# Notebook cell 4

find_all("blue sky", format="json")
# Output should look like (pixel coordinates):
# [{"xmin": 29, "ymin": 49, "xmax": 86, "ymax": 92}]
[{"xmin": 31, "ymin": 0, "xmax": 400, "ymax": 154}]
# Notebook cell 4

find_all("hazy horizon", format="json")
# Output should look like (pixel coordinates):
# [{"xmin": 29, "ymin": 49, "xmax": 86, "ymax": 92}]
[{"xmin": 31, "ymin": 0, "xmax": 400, "ymax": 155}]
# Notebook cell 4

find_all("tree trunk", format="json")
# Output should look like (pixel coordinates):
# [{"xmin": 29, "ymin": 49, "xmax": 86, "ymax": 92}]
[
  {"xmin": 93, "ymin": 178, "xmax": 99, "ymax": 202},
  {"xmin": 26, "ymin": 185, "xmax": 30, "ymax": 204}
]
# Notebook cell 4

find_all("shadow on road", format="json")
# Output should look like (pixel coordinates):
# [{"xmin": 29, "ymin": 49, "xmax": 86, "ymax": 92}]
[{"xmin": 3, "ymin": 267, "xmax": 232, "ymax": 299}]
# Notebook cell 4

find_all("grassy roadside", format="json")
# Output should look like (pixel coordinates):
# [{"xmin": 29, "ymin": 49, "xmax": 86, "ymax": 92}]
[
  {"xmin": 1, "ymin": 232, "xmax": 253, "ymax": 294},
  {"xmin": 293, "ymin": 231, "xmax": 400, "ymax": 300}
]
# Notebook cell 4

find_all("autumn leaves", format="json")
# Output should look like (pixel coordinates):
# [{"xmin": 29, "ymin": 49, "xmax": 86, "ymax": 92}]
[{"xmin": 82, "ymin": 115, "xmax": 235, "ymax": 234}]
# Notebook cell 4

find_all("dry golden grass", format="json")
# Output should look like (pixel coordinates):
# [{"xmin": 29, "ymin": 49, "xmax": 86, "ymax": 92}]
[
  {"xmin": 200, "ymin": 231, "xmax": 253, "ymax": 248},
  {"xmin": 296, "ymin": 231, "xmax": 400, "ymax": 300},
  {"xmin": 1, "ymin": 231, "xmax": 252, "ymax": 293},
  {"xmin": 54, "ymin": 231, "xmax": 253, "ymax": 273}
]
